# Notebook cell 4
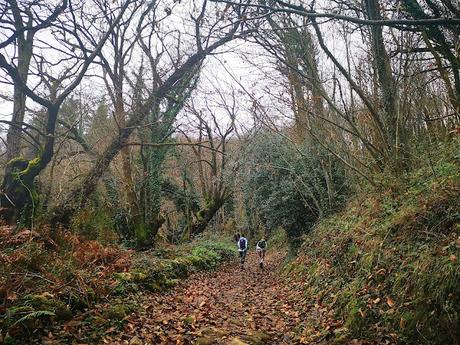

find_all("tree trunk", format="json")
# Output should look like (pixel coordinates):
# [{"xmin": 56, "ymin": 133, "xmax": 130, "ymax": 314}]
[
  {"xmin": 134, "ymin": 213, "xmax": 165, "ymax": 249},
  {"xmin": 0, "ymin": 158, "xmax": 33, "ymax": 223},
  {"xmin": 5, "ymin": 10, "xmax": 34, "ymax": 161},
  {"xmin": 366, "ymin": 0, "xmax": 405, "ymax": 170},
  {"xmin": 188, "ymin": 197, "xmax": 225, "ymax": 237},
  {"xmin": 49, "ymin": 121, "xmax": 139, "ymax": 225},
  {"xmin": 287, "ymin": 67, "xmax": 308, "ymax": 141},
  {"xmin": 115, "ymin": 95, "xmax": 141, "ymax": 222},
  {"xmin": 1, "ymin": 106, "xmax": 59, "ymax": 224},
  {"xmin": 143, "ymin": 149, "xmax": 166, "ymax": 246}
]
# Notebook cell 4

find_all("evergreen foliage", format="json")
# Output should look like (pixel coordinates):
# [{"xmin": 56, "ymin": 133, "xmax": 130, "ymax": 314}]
[{"xmin": 242, "ymin": 133, "xmax": 349, "ymax": 247}]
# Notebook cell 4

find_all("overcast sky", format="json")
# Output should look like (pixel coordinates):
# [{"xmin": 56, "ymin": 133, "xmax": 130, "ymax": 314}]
[{"xmin": 0, "ymin": 0, "xmax": 367, "ymax": 140}]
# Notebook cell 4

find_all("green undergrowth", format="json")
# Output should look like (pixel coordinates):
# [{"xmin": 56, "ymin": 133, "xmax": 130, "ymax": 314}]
[
  {"xmin": 0, "ymin": 229, "xmax": 235, "ymax": 344},
  {"xmin": 286, "ymin": 141, "xmax": 460, "ymax": 344},
  {"xmin": 113, "ymin": 236, "xmax": 235, "ymax": 295}
]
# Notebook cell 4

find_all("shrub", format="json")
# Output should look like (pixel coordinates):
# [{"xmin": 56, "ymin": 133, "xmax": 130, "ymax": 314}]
[{"xmin": 241, "ymin": 133, "xmax": 349, "ymax": 249}]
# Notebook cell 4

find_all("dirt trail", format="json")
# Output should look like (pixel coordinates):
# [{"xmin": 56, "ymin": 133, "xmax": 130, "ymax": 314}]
[{"xmin": 111, "ymin": 251, "xmax": 305, "ymax": 344}]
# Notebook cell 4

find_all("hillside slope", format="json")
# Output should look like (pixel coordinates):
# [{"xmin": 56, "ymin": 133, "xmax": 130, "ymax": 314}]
[{"xmin": 286, "ymin": 146, "xmax": 460, "ymax": 344}]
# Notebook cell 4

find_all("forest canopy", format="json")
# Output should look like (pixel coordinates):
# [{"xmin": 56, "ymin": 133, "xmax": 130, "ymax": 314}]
[{"xmin": 0, "ymin": 0, "xmax": 458, "ymax": 244}]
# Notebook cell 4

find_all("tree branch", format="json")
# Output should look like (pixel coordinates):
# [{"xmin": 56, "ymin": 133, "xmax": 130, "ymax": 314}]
[{"xmin": 212, "ymin": 0, "xmax": 460, "ymax": 27}]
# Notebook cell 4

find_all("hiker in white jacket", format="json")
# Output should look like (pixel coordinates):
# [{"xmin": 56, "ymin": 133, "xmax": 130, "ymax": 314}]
[{"xmin": 256, "ymin": 238, "xmax": 267, "ymax": 268}]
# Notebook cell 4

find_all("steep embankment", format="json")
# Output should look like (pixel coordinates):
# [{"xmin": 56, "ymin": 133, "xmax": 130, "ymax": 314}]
[{"xmin": 285, "ymin": 159, "xmax": 460, "ymax": 344}]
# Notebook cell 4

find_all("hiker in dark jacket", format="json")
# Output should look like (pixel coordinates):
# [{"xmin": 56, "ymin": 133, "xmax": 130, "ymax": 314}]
[{"xmin": 237, "ymin": 234, "xmax": 248, "ymax": 269}]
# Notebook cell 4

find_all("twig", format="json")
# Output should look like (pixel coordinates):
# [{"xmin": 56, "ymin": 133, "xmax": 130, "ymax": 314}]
[{"xmin": 123, "ymin": 141, "xmax": 224, "ymax": 153}]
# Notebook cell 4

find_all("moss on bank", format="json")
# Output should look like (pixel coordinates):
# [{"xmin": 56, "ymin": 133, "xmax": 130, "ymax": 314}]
[
  {"xmin": 286, "ymin": 147, "xmax": 460, "ymax": 344},
  {"xmin": 113, "ymin": 238, "xmax": 235, "ymax": 294}
]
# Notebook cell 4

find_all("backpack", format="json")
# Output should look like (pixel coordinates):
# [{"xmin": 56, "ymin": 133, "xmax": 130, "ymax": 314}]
[
  {"xmin": 258, "ymin": 240, "xmax": 266, "ymax": 249},
  {"xmin": 239, "ymin": 238, "xmax": 246, "ymax": 250}
]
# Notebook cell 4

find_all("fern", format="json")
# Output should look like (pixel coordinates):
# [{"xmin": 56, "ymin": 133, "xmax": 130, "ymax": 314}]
[{"xmin": 12, "ymin": 310, "xmax": 56, "ymax": 326}]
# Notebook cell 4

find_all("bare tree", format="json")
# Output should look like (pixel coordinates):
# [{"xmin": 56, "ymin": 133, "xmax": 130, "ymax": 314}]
[
  {"xmin": 50, "ymin": 0, "xmax": 254, "ymax": 240},
  {"xmin": 0, "ymin": 0, "xmax": 132, "ymax": 223},
  {"xmin": 92, "ymin": 0, "xmax": 145, "ymax": 228},
  {"xmin": 179, "ymin": 88, "xmax": 238, "ymax": 237},
  {"xmin": 214, "ymin": 0, "xmax": 459, "ymax": 172},
  {"xmin": 1, "ymin": 1, "xmax": 68, "ymax": 161}
]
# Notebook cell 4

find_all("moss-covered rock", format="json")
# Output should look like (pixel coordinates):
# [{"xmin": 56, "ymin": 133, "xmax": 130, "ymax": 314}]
[
  {"xmin": 165, "ymin": 257, "xmax": 191, "ymax": 278},
  {"xmin": 105, "ymin": 303, "xmax": 134, "ymax": 321},
  {"xmin": 195, "ymin": 327, "xmax": 228, "ymax": 344},
  {"xmin": 196, "ymin": 336, "xmax": 219, "ymax": 345}
]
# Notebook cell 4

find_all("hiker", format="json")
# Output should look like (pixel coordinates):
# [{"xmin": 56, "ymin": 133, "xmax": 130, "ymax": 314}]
[
  {"xmin": 238, "ymin": 234, "xmax": 248, "ymax": 269},
  {"xmin": 256, "ymin": 237, "xmax": 267, "ymax": 268}
]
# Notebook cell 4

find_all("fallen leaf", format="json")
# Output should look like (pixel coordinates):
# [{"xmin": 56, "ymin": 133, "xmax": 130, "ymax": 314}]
[
  {"xmin": 129, "ymin": 336, "xmax": 143, "ymax": 345},
  {"xmin": 386, "ymin": 296, "xmax": 395, "ymax": 308},
  {"xmin": 400, "ymin": 318, "xmax": 407, "ymax": 329}
]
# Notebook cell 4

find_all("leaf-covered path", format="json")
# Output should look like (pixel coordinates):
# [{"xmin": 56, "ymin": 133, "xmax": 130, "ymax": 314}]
[{"xmin": 109, "ymin": 251, "xmax": 305, "ymax": 344}]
